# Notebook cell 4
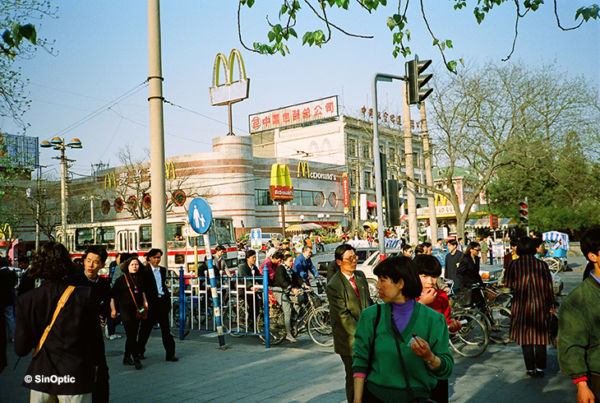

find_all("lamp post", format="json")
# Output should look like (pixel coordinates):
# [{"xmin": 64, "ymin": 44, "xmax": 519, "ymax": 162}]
[
  {"xmin": 82, "ymin": 195, "xmax": 101, "ymax": 223},
  {"xmin": 41, "ymin": 137, "xmax": 82, "ymax": 248}
]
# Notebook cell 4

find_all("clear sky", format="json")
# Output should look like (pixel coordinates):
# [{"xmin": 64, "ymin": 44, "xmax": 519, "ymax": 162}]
[{"xmin": 2, "ymin": 1, "xmax": 598, "ymax": 179}]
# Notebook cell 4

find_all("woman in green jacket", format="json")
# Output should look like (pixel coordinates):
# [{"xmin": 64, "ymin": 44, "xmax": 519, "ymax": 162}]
[{"xmin": 352, "ymin": 256, "xmax": 453, "ymax": 402}]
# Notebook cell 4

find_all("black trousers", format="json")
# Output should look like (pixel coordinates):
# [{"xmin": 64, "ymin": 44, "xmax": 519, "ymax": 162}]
[
  {"xmin": 431, "ymin": 379, "xmax": 448, "ymax": 403},
  {"xmin": 340, "ymin": 354, "xmax": 354, "ymax": 403},
  {"xmin": 93, "ymin": 357, "xmax": 110, "ymax": 403},
  {"xmin": 122, "ymin": 319, "xmax": 142, "ymax": 358},
  {"xmin": 0, "ymin": 310, "xmax": 6, "ymax": 371},
  {"xmin": 521, "ymin": 344, "xmax": 546, "ymax": 370},
  {"xmin": 139, "ymin": 297, "xmax": 175, "ymax": 358}
]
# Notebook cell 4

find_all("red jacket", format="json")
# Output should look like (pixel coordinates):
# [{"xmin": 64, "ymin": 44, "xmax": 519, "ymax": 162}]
[{"xmin": 418, "ymin": 289, "xmax": 452, "ymax": 324}]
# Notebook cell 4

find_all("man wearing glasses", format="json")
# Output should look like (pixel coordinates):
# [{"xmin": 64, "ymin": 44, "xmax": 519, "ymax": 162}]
[{"xmin": 327, "ymin": 244, "xmax": 373, "ymax": 402}]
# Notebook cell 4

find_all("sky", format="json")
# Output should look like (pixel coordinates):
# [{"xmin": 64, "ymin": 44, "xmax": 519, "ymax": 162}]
[{"xmin": 2, "ymin": 1, "xmax": 598, "ymax": 179}]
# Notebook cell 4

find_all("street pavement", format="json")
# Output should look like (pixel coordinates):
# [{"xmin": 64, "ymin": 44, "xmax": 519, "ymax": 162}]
[{"xmin": 0, "ymin": 253, "xmax": 585, "ymax": 403}]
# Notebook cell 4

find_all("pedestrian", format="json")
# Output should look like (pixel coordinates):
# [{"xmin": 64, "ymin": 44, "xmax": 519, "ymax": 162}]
[
  {"xmin": 69, "ymin": 246, "xmax": 112, "ymax": 402},
  {"xmin": 214, "ymin": 245, "xmax": 230, "ymax": 277},
  {"xmin": 105, "ymin": 253, "xmax": 124, "ymax": 341},
  {"xmin": 15, "ymin": 241, "xmax": 103, "ymax": 401},
  {"xmin": 16, "ymin": 256, "xmax": 35, "ymax": 296},
  {"xmin": 455, "ymin": 241, "xmax": 484, "ymax": 293},
  {"xmin": 272, "ymin": 253, "xmax": 307, "ymax": 343},
  {"xmin": 558, "ymin": 226, "xmax": 600, "ymax": 401},
  {"xmin": 444, "ymin": 239, "xmax": 463, "ymax": 284},
  {"xmin": 503, "ymin": 238, "xmax": 519, "ymax": 276},
  {"xmin": 258, "ymin": 251, "xmax": 283, "ymax": 285},
  {"xmin": 0, "ymin": 260, "xmax": 17, "ymax": 373},
  {"xmin": 110, "ymin": 256, "xmax": 147, "ymax": 370},
  {"xmin": 237, "ymin": 249, "xmax": 260, "ymax": 325},
  {"xmin": 401, "ymin": 244, "xmax": 413, "ymax": 258},
  {"xmin": 138, "ymin": 249, "xmax": 178, "ymax": 362},
  {"xmin": 326, "ymin": 244, "xmax": 373, "ymax": 402},
  {"xmin": 504, "ymin": 237, "xmax": 554, "ymax": 377},
  {"xmin": 352, "ymin": 256, "xmax": 453, "ymax": 402},
  {"xmin": 0, "ymin": 257, "xmax": 17, "ymax": 344},
  {"xmin": 292, "ymin": 246, "xmax": 321, "ymax": 284},
  {"xmin": 479, "ymin": 238, "xmax": 489, "ymax": 265}
]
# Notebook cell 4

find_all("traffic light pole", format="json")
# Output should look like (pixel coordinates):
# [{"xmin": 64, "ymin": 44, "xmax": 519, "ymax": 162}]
[
  {"xmin": 420, "ymin": 102, "xmax": 437, "ymax": 242},
  {"xmin": 525, "ymin": 196, "xmax": 529, "ymax": 235},
  {"xmin": 402, "ymin": 82, "xmax": 419, "ymax": 246},
  {"xmin": 372, "ymin": 73, "xmax": 404, "ymax": 256}
]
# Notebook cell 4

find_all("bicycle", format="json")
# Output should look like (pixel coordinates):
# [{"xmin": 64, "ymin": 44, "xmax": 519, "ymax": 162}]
[{"xmin": 257, "ymin": 279, "xmax": 333, "ymax": 346}]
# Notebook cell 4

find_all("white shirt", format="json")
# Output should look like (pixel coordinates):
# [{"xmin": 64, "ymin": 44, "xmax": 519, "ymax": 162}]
[
  {"xmin": 150, "ymin": 265, "xmax": 164, "ymax": 296},
  {"xmin": 341, "ymin": 271, "xmax": 358, "ymax": 292}
]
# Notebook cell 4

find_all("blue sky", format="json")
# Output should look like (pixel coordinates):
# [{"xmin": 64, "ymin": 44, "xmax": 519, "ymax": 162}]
[{"xmin": 2, "ymin": 1, "xmax": 598, "ymax": 178}]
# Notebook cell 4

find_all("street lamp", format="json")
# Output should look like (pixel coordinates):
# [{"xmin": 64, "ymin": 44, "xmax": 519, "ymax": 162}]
[
  {"xmin": 41, "ymin": 137, "xmax": 82, "ymax": 247},
  {"xmin": 82, "ymin": 195, "xmax": 101, "ymax": 223}
]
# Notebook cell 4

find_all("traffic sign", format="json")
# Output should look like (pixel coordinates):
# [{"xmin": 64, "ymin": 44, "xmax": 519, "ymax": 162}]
[
  {"xmin": 250, "ymin": 228, "xmax": 262, "ymax": 249},
  {"xmin": 188, "ymin": 197, "xmax": 213, "ymax": 234}
]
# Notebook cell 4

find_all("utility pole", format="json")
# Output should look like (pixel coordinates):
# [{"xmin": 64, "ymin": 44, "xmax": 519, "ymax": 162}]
[
  {"xmin": 402, "ymin": 82, "xmax": 418, "ymax": 245},
  {"xmin": 148, "ymin": 0, "xmax": 168, "ymax": 264},
  {"xmin": 420, "ymin": 101, "xmax": 437, "ymax": 242}
]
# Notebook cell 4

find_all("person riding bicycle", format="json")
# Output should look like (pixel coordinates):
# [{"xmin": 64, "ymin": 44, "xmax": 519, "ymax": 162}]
[
  {"xmin": 272, "ymin": 253, "xmax": 308, "ymax": 343},
  {"xmin": 292, "ymin": 246, "xmax": 322, "ymax": 286}
]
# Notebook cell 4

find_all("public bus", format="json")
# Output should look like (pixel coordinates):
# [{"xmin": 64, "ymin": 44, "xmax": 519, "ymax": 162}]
[{"xmin": 59, "ymin": 215, "xmax": 237, "ymax": 275}]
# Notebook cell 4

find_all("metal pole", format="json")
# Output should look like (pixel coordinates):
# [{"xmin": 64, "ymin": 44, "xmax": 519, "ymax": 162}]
[
  {"xmin": 371, "ymin": 74, "xmax": 388, "ymax": 256},
  {"xmin": 227, "ymin": 103, "xmax": 234, "ymax": 136},
  {"xmin": 525, "ymin": 196, "xmax": 530, "ymax": 235},
  {"xmin": 280, "ymin": 202, "xmax": 286, "ymax": 236},
  {"xmin": 89, "ymin": 198, "xmax": 95, "ymax": 223},
  {"xmin": 60, "ymin": 146, "xmax": 68, "ymax": 248},
  {"xmin": 354, "ymin": 163, "xmax": 359, "ymax": 233},
  {"xmin": 203, "ymin": 233, "xmax": 226, "ymax": 347},
  {"xmin": 402, "ymin": 82, "xmax": 418, "ymax": 245},
  {"xmin": 420, "ymin": 102, "xmax": 437, "ymax": 242},
  {"xmin": 35, "ymin": 165, "xmax": 41, "ymax": 252},
  {"xmin": 148, "ymin": 0, "xmax": 168, "ymax": 265}
]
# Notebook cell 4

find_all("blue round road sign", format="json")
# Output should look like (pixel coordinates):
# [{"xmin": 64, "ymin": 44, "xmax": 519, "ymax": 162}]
[{"xmin": 188, "ymin": 197, "xmax": 213, "ymax": 234}]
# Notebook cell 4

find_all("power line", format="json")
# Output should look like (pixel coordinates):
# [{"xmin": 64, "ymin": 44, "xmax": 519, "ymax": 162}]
[{"xmin": 163, "ymin": 98, "xmax": 250, "ymax": 135}]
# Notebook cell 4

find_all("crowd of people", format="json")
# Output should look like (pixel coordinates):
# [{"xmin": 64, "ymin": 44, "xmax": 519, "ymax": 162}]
[{"xmin": 1, "ymin": 243, "xmax": 178, "ymax": 402}]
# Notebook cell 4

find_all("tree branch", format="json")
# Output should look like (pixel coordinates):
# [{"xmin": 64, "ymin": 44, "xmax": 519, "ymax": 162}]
[{"xmin": 554, "ymin": 0, "xmax": 583, "ymax": 31}]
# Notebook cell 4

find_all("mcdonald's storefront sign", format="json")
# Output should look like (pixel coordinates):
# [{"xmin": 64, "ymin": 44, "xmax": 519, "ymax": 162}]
[
  {"xmin": 165, "ymin": 161, "xmax": 176, "ymax": 179},
  {"xmin": 104, "ymin": 172, "xmax": 117, "ymax": 189},
  {"xmin": 297, "ymin": 161, "xmax": 336, "ymax": 181},
  {"xmin": 269, "ymin": 163, "xmax": 294, "ymax": 201},
  {"xmin": 209, "ymin": 49, "xmax": 250, "ymax": 106}
]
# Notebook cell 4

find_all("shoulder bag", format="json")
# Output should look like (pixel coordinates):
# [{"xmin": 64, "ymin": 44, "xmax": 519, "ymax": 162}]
[
  {"xmin": 124, "ymin": 274, "xmax": 147, "ymax": 320},
  {"xmin": 33, "ymin": 286, "xmax": 75, "ymax": 358}
]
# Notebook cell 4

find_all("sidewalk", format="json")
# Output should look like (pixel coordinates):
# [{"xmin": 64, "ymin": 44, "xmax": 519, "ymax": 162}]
[{"xmin": 0, "ymin": 330, "xmax": 574, "ymax": 403}]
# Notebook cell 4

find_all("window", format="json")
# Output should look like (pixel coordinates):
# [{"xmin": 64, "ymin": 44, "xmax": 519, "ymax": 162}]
[
  {"xmin": 364, "ymin": 171, "xmax": 372, "ymax": 189},
  {"xmin": 166, "ymin": 223, "xmax": 185, "ymax": 248},
  {"xmin": 214, "ymin": 219, "xmax": 233, "ymax": 245},
  {"xmin": 97, "ymin": 227, "xmax": 115, "ymax": 250},
  {"xmin": 362, "ymin": 143, "xmax": 371, "ymax": 159},
  {"xmin": 350, "ymin": 170, "xmax": 357, "ymax": 187},
  {"xmin": 289, "ymin": 190, "xmax": 326, "ymax": 206},
  {"xmin": 75, "ymin": 228, "xmax": 94, "ymax": 250},
  {"xmin": 347, "ymin": 138, "xmax": 357, "ymax": 157},
  {"xmin": 389, "ymin": 148, "xmax": 396, "ymax": 163},
  {"xmin": 255, "ymin": 189, "xmax": 274, "ymax": 206},
  {"xmin": 140, "ymin": 225, "xmax": 152, "ymax": 249}
]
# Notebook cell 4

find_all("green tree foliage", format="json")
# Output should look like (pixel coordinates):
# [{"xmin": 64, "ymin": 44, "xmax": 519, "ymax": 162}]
[
  {"xmin": 484, "ymin": 66, "xmax": 600, "ymax": 235},
  {"xmin": 0, "ymin": 0, "xmax": 57, "ymax": 127},
  {"xmin": 238, "ymin": 0, "xmax": 598, "ymax": 71}
]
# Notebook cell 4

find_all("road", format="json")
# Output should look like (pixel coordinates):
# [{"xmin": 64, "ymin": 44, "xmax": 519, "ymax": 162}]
[{"xmin": 0, "ymin": 252, "xmax": 585, "ymax": 402}]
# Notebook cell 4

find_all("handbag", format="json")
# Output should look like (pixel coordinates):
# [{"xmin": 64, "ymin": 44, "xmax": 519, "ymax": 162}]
[
  {"xmin": 33, "ymin": 286, "xmax": 75, "ymax": 358},
  {"xmin": 124, "ymin": 273, "xmax": 147, "ymax": 320},
  {"xmin": 391, "ymin": 312, "xmax": 437, "ymax": 403}
]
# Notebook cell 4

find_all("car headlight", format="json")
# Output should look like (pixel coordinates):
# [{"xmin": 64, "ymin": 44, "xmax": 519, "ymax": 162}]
[{"xmin": 481, "ymin": 271, "xmax": 490, "ymax": 280}]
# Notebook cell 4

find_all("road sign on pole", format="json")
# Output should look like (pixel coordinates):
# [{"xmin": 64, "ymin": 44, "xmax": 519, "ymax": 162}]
[
  {"xmin": 188, "ymin": 197, "xmax": 213, "ymax": 235},
  {"xmin": 250, "ymin": 228, "xmax": 262, "ymax": 250}
]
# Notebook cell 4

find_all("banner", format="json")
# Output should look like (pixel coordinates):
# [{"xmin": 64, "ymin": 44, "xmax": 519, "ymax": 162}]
[{"xmin": 342, "ymin": 173, "xmax": 350, "ymax": 212}]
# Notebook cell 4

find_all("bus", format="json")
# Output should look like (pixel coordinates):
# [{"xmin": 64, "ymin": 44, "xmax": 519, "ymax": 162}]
[{"xmin": 60, "ymin": 215, "xmax": 237, "ymax": 275}]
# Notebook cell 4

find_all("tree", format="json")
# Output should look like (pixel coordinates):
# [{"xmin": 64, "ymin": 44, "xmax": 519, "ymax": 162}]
[
  {"xmin": 403, "ymin": 62, "xmax": 599, "ymax": 239},
  {"xmin": 238, "ymin": 0, "xmax": 598, "ymax": 71},
  {"xmin": 0, "ymin": 0, "xmax": 57, "ymax": 127}
]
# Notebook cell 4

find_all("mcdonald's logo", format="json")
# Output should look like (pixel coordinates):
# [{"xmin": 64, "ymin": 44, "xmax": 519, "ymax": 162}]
[
  {"xmin": 165, "ymin": 161, "xmax": 176, "ymax": 179},
  {"xmin": 209, "ymin": 49, "xmax": 250, "ymax": 106},
  {"xmin": 269, "ymin": 163, "xmax": 293, "ymax": 201},
  {"xmin": 434, "ymin": 193, "xmax": 448, "ymax": 207},
  {"xmin": 297, "ymin": 161, "xmax": 310, "ymax": 178},
  {"xmin": 104, "ymin": 172, "xmax": 116, "ymax": 189},
  {"xmin": 0, "ymin": 223, "xmax": 12, "ymax": 240}
]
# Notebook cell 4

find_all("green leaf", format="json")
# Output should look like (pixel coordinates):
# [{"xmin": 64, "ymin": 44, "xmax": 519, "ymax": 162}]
[
  {"xmin": 268, "ymin": 31, "xmax": 275, "ymax": 42},
  {"xmin": 474, "ymin": 7, "xmax": 485, "ymax": 24},
  {"xmin": 2, "ymin": 30, "xmax": 14, "ymax": 47},
  {"xmin": 433, "ymin": 38, "xmax": 439, "ymax": 46},
  {"xmin": 445, "ymin": 39, "xmax": 453, "ymax": 48},
  {"xmin": 280, "ymin": 4, "xmax": 288, "ymax": 17},
  {"xmin": 447, "ymin": 60, "xmax": 458, "ymax": 71},
  {"xmin": 575, "ymin": 5, "xmax": 600, "ymax": 21},
  {"xmin": 289, "ymin": 28, "xmax": 298, "ymax": 38}
]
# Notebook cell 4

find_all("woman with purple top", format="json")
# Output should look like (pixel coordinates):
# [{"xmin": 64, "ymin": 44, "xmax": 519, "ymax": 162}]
[{"xmin": 352, "ymin": 256, "xmax": 453, "ymax": 402}]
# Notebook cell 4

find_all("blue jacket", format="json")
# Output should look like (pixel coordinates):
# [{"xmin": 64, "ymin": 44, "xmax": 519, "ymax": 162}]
[{"xmin": 292, "ymin": 254, "xmax": 318, "ymax": 281}]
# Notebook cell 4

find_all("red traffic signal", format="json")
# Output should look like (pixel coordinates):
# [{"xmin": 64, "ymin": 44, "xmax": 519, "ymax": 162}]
[{"xmin": 519, "ymin": 201, "xmax": 528, "ymax": 223}]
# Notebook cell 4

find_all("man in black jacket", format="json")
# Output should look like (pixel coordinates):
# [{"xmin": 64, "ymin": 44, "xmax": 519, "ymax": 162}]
[
  {"xmin": 69, "ymin": 246, "xmax": 111, "ymax": 403},
  {"xmin": 444, "ymin": 239, "xmax": 463, "ymax": 283},
  {"xmin": 138, "ymin": 248, "xmax": 177, "ymax": 362}
]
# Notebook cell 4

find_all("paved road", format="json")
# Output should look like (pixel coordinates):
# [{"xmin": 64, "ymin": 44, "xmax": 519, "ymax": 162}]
[{"xmin": 1, "ymin": 255, "xmax": 585, "ymax": 403}]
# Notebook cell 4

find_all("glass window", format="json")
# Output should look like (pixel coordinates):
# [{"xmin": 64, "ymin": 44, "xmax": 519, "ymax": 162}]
[
  {"xmin": 389, "ymin": 148, "xmax": 396, "ymax": 163},
  {"xmin": 364, "ymin": 171, "xmax": 372, "ymax": 189},
  {"xmin": 362, "ymin": 144, "xmax": 371, "ymax": 159},
  {"xmin": 348, "ymin": 138, "xmax": 357, "ymax": 157},
  {"xmin": 167, "ymin": 223, "xmax": 185, "ymax": 249},
  {"xmin": 97, "ymin": 227, "xmax": 115, "ymax": 250},
  {"xmin": 350, "ymin": 170, "xmax": 357, "ymax": 187},
  {"xmin": 301, "ymin": 190, "xmax": 313, "ymax": 206},
  {"xmin": 140, "ymin": 225, "xmax": 152, "ymax": 249},
  {"xmin": 214, "ymin": 219, "xmax": 233, "ymax": 245},
  {"xmin": 75, "ymin": 228, "xmax": 94, "ymax": 250},
  {"xmin": 255, "ymin": 189, "xmax": 274, "ymax": 206}
]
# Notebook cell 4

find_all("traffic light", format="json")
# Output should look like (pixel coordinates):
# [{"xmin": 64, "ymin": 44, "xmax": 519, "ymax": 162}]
[
  {"xmin": 406, "ymin": 57, "xmax": 433, "ymax": 105},
  {"xmin": 385, "ymin": 179, "xmax": 401, "ymax": 227},
  {"xmin": 379, "ymin": 152, "xmax": 387, "ymax": 198},
  {"xmin": 519, "ymin": 201, "xmax": 528, "ymax": 224}
]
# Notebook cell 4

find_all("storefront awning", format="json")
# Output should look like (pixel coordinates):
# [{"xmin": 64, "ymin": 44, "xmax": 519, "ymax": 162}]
[
  {"xmin": 466, "ymin": 217, "xmax": 517, "ymax": 229},
  {"xmin": 367, "ymin": 201, "xmax": 377, "ymax": 208},
  {"xmin": 285, "ymin": 223, "xmax": 323, "ymax": 232}
]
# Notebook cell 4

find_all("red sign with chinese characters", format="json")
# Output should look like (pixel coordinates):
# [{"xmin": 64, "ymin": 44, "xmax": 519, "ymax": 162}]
[
  {"xmin": 489, "ymin": 214, "xmax": 499, "ymax": 229},
  {"xmin": 249, "ymin": 96, "xmax": 339, "ymax": 134},
  {"xmin": 342, "ymin": 173, "xmax": 350, "ymax": 210}
]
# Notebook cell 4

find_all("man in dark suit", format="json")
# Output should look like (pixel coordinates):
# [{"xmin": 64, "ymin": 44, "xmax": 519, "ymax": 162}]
[
  {"xmin": 138, "ymin": 248, "xmax": 177, "ymax": 362},
  {"xmin": 326, "ymin": 244, "xmax": 373, "ymax": 402},
  {"xmin": 69, "ymin": 246, "xmax": 111, "ymax": 403}
]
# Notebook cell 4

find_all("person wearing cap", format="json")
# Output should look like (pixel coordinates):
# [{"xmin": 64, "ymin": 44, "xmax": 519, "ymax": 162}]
[{"xmin": 280, "ymin": 239, "xmax": 295, "ymax": 258}]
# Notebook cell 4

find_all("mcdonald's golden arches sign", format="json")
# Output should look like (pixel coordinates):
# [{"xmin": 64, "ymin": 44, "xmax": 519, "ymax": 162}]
[{"xmin": 269, "ymin": 164, "xmax": 293, "ymax": 201}]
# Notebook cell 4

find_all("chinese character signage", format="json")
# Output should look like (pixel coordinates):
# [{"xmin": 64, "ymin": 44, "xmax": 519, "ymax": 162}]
[{"xmin": 249, "ymin": 96, "xmax": 339, "ymax": 134}]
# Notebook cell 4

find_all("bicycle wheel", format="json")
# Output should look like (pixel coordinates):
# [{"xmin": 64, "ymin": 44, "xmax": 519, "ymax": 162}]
[
  {"xmin": 307, "ymin": 306, "xmax": 333, "ymax": 347},
  {"xmin": 228, "ymin": 300, "xmax": 248, "ymax": 338},
  {"xmin": 449, "ymin": 312, "xmax": 489, "ymax": 358},
  {"xmin": 487, "ymin": 305, "xmax": 511, "ymax": 344},
  {"xmin": 256, "ymin": 307, "xmax": 286, "ymax": 345}
]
